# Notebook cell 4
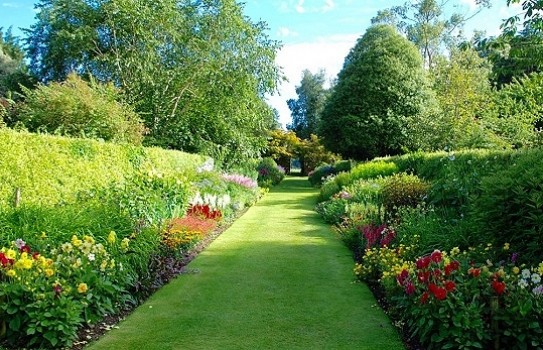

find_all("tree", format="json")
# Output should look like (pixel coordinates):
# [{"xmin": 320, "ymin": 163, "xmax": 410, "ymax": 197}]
[
  {"xmin": 474, "ymin": 29, "xmax": 543, "ymax": 87},
  {"xmin": 24, "ymin": 0, "xmax": 281, "ymax": 166},
  {"xmin": 17, "ymin": 73, "xmax": 146, "ymax": 144},
  {"xmin": 0, "ymin": 27, "xmax": 34, "ymax": 97},
  {"xmin": 503, "ymin": 0, "xmax": 543, "ymax": 34},
  {"xmin": 430, "ymin": 47, "xmax": 505, "ymax": 149},
  {"xmin": 286, "ymin": 69, "xmax": 329, "ymax": 139},
  {"xmin": 372, "ymin": 0, "xmax": 491, "ymax": 68},
  {"xmin": 319, "ymin": 25, "xmax": 432, "ymax": 160}
]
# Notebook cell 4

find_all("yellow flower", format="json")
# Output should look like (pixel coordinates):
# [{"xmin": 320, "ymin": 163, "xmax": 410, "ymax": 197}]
[
  {"xmin": 450, "ymin": 247, "xmax": 460, "ymax": 256},
  {"xmin": 107, "ymin": 231, "xmax": 117, "ymax": 245},
  {"xmin": 45, "ymin": 268, "xmax": 54, "ymax": 277},
  {"xmin": 497, "ymin": 268, "xmax": 505, "ymax": 278},
  {"xmin": 71, "ymin": 235, "xmax": 82, "ymax": 247},
  {"xmin": 6, "ymin": 249, "xmax": 16, "ymax": 260},
  {"xmin": 538, "ymin": 263, "xmax": 543, "ymax": 276},
  {"xmin": 40, "ymin": 232, "xmax": 47, "ymax": 239},
  {"xmin": 77, "ymin": 283, "xmax": 88, "ymax": 294},
  {"xmin": 503, "ymin": 243, "xmax": 510, "ymax": 251},
  {"xmin": 61, "ymin": 242, "xmax": 73, "ymax": 253},
  {"xmin": 6, "ymin": 269, "xmax": 16, "ymax": 277},
  {"xmin": 83, "ymin": 235, "xmax": 95, "ymax": 244},
  {"xmin": 512, "ymin": 266, "xmax": 520, "ymax": 274},
  {"xmin": 121, "ymin": 238, "xmax": 130, "ymax": 252}
]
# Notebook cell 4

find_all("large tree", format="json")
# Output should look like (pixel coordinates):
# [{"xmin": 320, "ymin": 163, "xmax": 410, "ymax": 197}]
[
  {"xmin": 319, "ymin": 25, "xmax": 432, "ymax": 160},
  {"xmin": 0, "ymin": 27, "xmax": 34, "ymax": 97},
  {"xmin": 286, "ymin": 69, "xmax": 329, "ymax": 140},
  {"xmin": 24, "ymin": 0, "xmax": 281, "ymax": 166},
  {"xmin": 372, "ymin": 0, "xmax": 491, "ymax": 68}
]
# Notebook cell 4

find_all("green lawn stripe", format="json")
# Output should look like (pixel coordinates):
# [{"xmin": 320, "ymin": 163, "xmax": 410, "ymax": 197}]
[{"xmin": 88, "ymin": 177, "xmax": 404, "ymax": 350}]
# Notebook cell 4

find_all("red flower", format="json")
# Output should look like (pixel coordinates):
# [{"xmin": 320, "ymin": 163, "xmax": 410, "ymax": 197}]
[
  {"xmin": 444, "ymin": 280, "xmax": 456, "ymax": 292},
  {"xmin": 0, "ymin": 252, "xmax": 9, "ymax": 267},
  {"xmin": 429, "ymin": 283, "xmax": 447, "ymax": 300},
  {"xmin": 405, "ymin": 282, "xmax": 416, "ymax": 295},
  {"xmin": 468, "ymin": 267, "xmax": 481, "ymax": 278},
  {"xmin": 416, "ymin": 256, "xmax": 431, "ymax": 270},
  {"xmin": 420, "ymin": 292, "xmax": 429, "ymax": 304},
  {"xmin": 53, "ymin": 284, "xmax": 63, "ymax": 296},
  {"xmin": 433, "ymin": 269, "xmax": 443, "ymax": 277},
  {"xmin": 417, "ymin": 271, "xmax": 431, "ymax": 284},
  {"xmin": 32, "ymin": 252, "xmax": 40, "ymax": 260},
  {"xmin": 397, "ymin": 269, "xmax": 409, "ymax": 286},
  {"xmin": 430, "ymin": 250, "xmax": 443, "ymax": 263},
  {"xmin": 20, "ymin": 245, "xmax": 31, "ymax": 253},
  {"xmin": 492, "ymin": 280, "xmax": 506, "ymax": 295},
  {"xmin": 445, "ymin": 261, "xmax": 460, "ymax": 276}
]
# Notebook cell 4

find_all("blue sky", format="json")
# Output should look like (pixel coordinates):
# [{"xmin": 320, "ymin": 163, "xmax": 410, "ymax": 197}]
[{"xmin": 1, "ymin": 0, "xmax": 522, "ymax": 127}]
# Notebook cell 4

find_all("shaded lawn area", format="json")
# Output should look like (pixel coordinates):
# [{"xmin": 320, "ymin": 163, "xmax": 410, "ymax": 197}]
[{"xmin": 88, "ymin": 177, "xmax": 404, "ymax": 350}]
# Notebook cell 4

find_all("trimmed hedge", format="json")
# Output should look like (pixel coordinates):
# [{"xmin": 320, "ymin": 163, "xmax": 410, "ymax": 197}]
[{"xmin": 0, "ymin": 129, "xmax": 205, "ymax": 208}]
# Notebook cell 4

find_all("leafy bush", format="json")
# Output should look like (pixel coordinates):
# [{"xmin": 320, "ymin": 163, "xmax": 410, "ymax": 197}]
[
  {"xmin": 470, "ymin": 150, "xmax": 543, "ymax": 263},
  {"xmin": 356, "ymin": 245, "xmax": 543, "ymax": 350},
  {"xmin": 381, "ymin": 173, "xmax": 429, "ymax": 217},
  {"xmin": 0, "ymin": 129, "xmax": 205, "ymax": 209},
  {"xmin": 315, "ymin": 198, "xmax": 349, "ymax": 225},
  {"xmin": 18, "ymin": 74, "xmax": 145, "ymax": 144},
  {"xmin": 257, "ymin": 157, "xmax": 285, "ymax": 188},
  {"xmin": 308, "ymin": 160, "xmax": 352, "ymax": 187}
]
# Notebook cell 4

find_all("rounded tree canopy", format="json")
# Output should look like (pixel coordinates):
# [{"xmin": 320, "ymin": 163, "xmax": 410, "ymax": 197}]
[{"xmin": 319, "ymin": 24, "xmax": 430, "ymax": 160}]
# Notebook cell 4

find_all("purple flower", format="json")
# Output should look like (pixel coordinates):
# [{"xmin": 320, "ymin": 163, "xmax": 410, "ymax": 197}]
[{"xmin": 511, "ymin": 252, "xmax": 519, "ymax": 264}]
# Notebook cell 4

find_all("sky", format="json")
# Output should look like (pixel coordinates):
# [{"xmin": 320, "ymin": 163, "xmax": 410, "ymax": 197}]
[{"xmin": 0, "ymin": 0, "xmax": 523, "ymax": 127}]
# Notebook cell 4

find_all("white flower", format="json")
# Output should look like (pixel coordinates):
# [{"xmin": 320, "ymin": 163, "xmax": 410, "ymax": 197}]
[
  {"xmin": 519, "ymin": 279, "xmax": 529, "ymax": 289},
  {"xmin": 522, "ymin": 268, "xmax": 532, "ymax": 279},
  {"xmin": 87, "ymin": 253, "xmax": 96, "ymax": 261},
  {"xmin": 532, "ymin": 273, "xmax": 541, "ymax": 284},
  {"xmin": 15, "ymin": 239, "xmax": 26, "ymax": 249}
]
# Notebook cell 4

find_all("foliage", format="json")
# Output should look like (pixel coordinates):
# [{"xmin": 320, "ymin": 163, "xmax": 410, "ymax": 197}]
[
  {"xmin": 0, "ymin": 129, "xmax": 205, "ymax": 209},
  {"xmin": 381, "ymin": 173, "xmax": 429, "ymax": 217},
  {"xmin": 491, "ymin": 72, "xmax": 543, "ymax": 148},
  {"xmin": 319, "ymin": 25, "xmax": 432, "ymax": 160},
  {"xmin": 308, "ymin": 160, "xmax": 352, "ymax": 187},
  {"xmin": 24, "ymin": 0, "xmax": 281, "ymax": 166},
  {"xmin": 315, "ymin": 197, "xmax": 350, "ymax": 225},
  {"xmin": 298, "ymin": 134, "xmax": 340, "ymax": 175},
  {"xmin": 356, "ymin": 245, "xmax": 543, "ymax": 349},
  {"xmin": 0, "ymin": 235, "xmax": 133, "ymax": 348},
  {"xmin": 470, "ymin": 150, "xmax": 543, "ymax": 263},
  {"xmin": 371, "ymin": 0, "xmax": 491, "ymax": 68},
  {"xmin": 264, "ymin": 129, "xmax": 301, "ymax": 173},
  {"xmin": 17, "ymin": 73, "xmax": 145, "ymax": 144},
  {"xmin": 429, "ymin": 48, "xmax": 506, "ymax": 150},
  {"xmin": 287, "ymin": 69, "xmax": 329, "ymax": 140},
  {"xmin": 257, "ymin": 157, "xmax": 285, "ymax": 188},
  {"xmin": 0, "ymin": 27, "xmax": 34, "ymax": 97}
]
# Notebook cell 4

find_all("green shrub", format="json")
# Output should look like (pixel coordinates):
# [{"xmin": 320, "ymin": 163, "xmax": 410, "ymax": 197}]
[
  {"xmin": 381, "ymin": 173, "xmax": 429, "ymax": 217},
  {"xmin": 257, "ymin": 157, "xmax": 285, "ymax": 187},
  {"xmin": 0, "ymin": 129, "xmax": 205, "ymax": 208},
  {"xmin": 315, "ymin": 198, "xmax": 349, "ymax": 225},
  {"xmin": 308, "ymin": 163, "xmax": 335, "ymax": 187},
  {"xmin": 317, "ymin": 180, "xmax": 341, "ymax": 202},
  {"xmin": 18, "ymin": 73, "xmax": 145, "ymax": 144},
  {"xmin": 470, "ymin": 150, "xmax": 543, "ymax": 264}
]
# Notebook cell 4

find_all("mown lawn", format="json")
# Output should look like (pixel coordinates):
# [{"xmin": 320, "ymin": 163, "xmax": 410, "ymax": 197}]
[{"xmin": 88, "ymin": 177, "xmax": 404, "ymax": 350}]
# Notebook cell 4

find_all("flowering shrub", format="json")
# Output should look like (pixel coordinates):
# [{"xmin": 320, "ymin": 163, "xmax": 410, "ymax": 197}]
[
  {"xmin": 257, "ymin": 157, "xmax": 285, "ymax": 188},
  {"xmin": 356, "ymin": 244, "xmax": 543, "ymax": 349},
  {"xmin": 0, "ymin": 235, "xmax": 131, "ymax": 348},
  {"xmin": 221, "ymin": 173, "xmax": 257, "ymax": 189},
  {"xmin": 162, "ymin": 205, "xmax": 223, "ymax": 252}
]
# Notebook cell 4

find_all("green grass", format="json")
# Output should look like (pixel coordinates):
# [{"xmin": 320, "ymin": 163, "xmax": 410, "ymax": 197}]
[{"xmin": 88, "ymin": 177, "xmax": 404, "ymax": 350}]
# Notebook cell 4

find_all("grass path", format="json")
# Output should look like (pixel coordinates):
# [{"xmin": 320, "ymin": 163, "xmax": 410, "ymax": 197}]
[{"xmin": 88, "ymin": 177, "xmax": 404, "ymax": 350}]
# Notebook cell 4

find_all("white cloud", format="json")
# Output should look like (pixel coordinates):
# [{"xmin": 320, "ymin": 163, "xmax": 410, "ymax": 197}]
[
  {"xmin": 1, "ymin": 2, "xmax": 21, "ymax": 7},
  {"xmin": 459, "ymin": 0, "xmax": 477, "ymax": 11},
  {"xmin": 295, "ymin": 0, "xmax": 305, "ymax": 14},
  {"xmin": 267, "ymin": 34, "xmax": 360, "ymax": 128},
  {"xmin": 322, "ymin": 0, "xmax": 336, "ymax": 13},
  {"xmin": 277, "ymin": 27, "xmax": 298, "ymax": 38}
]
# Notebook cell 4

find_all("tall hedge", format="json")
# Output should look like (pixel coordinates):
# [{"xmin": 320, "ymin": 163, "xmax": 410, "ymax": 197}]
[{"xmin": 0, "ymin": 129, "xmax": 205, "ymax": 208}]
